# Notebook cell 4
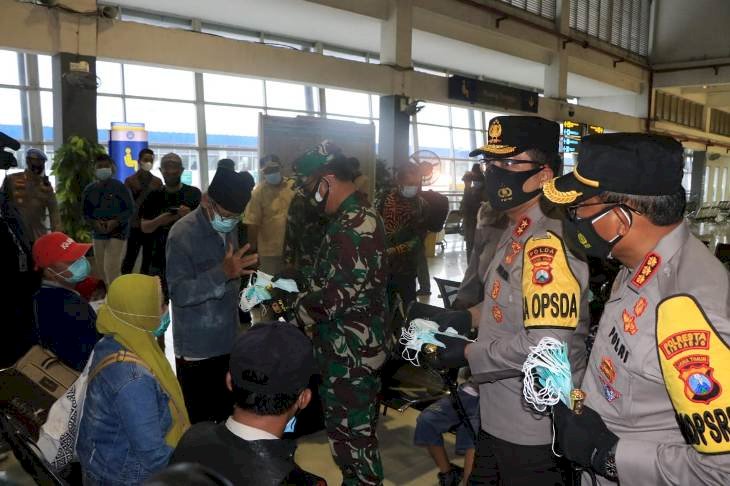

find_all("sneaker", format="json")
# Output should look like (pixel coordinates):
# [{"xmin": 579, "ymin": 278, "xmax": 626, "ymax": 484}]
[
  {"xmin": 438, "ymin": 463, "xmax": 464, "ymax": 486},
  {"xmin": 417, "ymin": 289, "xmax": 432, "ymax": 296}
]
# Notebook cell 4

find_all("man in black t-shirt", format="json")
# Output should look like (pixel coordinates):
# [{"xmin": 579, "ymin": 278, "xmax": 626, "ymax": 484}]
[{"xmin": 140, "ymin": 152, "xmax": 201, "ymax": 300}]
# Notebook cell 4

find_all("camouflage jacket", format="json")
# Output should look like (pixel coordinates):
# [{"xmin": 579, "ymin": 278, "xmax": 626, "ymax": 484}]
[
  {"xmin": 296, "ymin": 192, "xmax": 387, "ymax": 372},
  {"xmin": 374, "ymin": 188, "xmax": 427, "ymax": 275},
  {"xmin": 282, "ymin": 188, "xmax": 328, "ymax": 279}
]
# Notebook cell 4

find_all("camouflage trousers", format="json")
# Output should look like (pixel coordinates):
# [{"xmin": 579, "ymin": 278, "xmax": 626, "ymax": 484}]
[{"xmin": 320, "ymin": 369, "xmax": 383, "ymax": 486}]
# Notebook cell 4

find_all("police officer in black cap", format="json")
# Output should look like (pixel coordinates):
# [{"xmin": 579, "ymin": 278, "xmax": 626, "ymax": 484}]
[
  {"xmin": 544, "ymin": 133, "xmax": 730, "ymax": 485},
  {"xmin": 427, "ymin": 116, "xmax": 591, "ymax": 485}
]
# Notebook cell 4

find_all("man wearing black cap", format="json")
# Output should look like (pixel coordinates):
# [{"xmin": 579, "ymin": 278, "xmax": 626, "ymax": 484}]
[
  {"xmin": 166, "ymin": 167, "xmax": 258, "ymax": 424},
  {"xmin": 544, "ymin": 133, "xmax": 730, "ymax": 485},
  {"xmin": 426, "ymin": 116, "xmax": 590, "ymax": 485},
  {"xmin": 170, "ymin": 322, "xmax": 325, "ymax": 485}
]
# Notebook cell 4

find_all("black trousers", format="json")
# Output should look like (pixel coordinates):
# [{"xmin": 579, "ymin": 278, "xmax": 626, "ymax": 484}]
[
  {"xmin": 121, "ymin": 227, "xmax": 154, "ymax": 275},
  {"xmin": 176, "ymin": 354, "xmax": 233, "ymax": 424},
  {"xmin": 469, "ymin": 430, "xmax": 569, "ymax": 486}
]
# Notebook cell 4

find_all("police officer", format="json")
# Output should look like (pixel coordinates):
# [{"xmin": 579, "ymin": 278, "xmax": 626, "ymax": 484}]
[
  {"xmin": 429, "ymin": 116, "xmax": 591, "ymax": 485},
  {"xmin": 544, "ymin": 133, "xmax": 730, "ymax": 485},
  {"xmin": 293, "ymin": 154, "xmax": 387, "ymax": 486},
  {"xmin": 2, "ymin": 148, "xmax": 61, "ymax": 240}
]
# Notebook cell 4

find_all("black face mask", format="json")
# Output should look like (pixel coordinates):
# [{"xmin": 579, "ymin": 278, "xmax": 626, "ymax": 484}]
[
  {"xmin": 485, "ymin": 164, "xmax": 543, "ymax": 211},
  {"xmin": 563, "ymin": 205, "xmax": 631, "ymax": 260},
  {"xmin": 29, "ymin": 164, "xmax": 45, "ymax": 175}
]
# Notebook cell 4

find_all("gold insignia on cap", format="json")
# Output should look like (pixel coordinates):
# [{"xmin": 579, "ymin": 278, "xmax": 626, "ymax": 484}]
[
  {"xmin": 573, "ymin": 165, "xmax": 600, "ymax": 188},
  {"xmin": 488, "ymin": 119, "xmax": 503, "ymax": 144},
  {"xmin": 542, "ymin": 178, "xmax": 583, "ymax": 204}
]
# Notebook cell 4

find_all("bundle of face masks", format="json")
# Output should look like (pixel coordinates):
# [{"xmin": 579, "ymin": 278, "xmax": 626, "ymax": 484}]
[
  {"xmin": 521, "ymin": 337, "xmax": 573, "ymax": 412},
  {"xmin": 239, "ymin": 271, "xmax": 300, "ymax": 312},
  {"xmin": 400, "ymin": 318, "xmax": 474, "ymax": 367}
]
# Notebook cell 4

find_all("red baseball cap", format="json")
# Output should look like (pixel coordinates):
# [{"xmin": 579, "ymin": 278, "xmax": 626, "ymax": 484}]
[{"xmin": 33, "ymin": 232, "xmax": 91, "ymax": 270}]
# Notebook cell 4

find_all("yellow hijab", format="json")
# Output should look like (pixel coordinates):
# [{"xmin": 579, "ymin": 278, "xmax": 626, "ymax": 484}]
[{"xmin": 96, "ymin": 274, "xmax": 190, "ymax": 447}]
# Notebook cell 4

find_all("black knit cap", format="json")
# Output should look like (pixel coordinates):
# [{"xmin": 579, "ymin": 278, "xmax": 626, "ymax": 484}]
[
  {"xmin": 543, "ymin": 132, "xmax": 684, "ymax": 205},
  {"xmin": 230, "ymin": 322, "xmax": 315, "ymax": 395},
  {"xmin": 208, "ymin": 167, "xmax": 251, "ymax": 214}
]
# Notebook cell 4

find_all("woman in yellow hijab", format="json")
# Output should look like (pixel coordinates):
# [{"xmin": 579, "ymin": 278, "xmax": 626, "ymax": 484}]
[{"xmin": 77, "ymin": 274, "xmax": 190, "ymax": 486}]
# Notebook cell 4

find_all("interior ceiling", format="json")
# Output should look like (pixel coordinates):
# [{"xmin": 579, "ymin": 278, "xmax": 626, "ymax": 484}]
[{"xmin": 112, "ymin": 0, "xmax": 633, "ymax": 98}]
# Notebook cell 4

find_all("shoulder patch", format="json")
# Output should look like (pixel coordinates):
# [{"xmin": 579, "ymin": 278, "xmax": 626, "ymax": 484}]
[
  {"xmin": 630, "ymin": 252, "xmax": 661, "ymax": 290},
  {"xmin": 522, "ymin": 231, "xmax": 580, "ymax": 329},
  {"xmin": 656, "ymin": 294, "xmax": 730, "ymax": 454}
]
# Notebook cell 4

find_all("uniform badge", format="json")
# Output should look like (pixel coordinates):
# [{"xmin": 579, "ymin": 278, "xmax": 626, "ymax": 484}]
[
  {"xmin": 488, "ymin": 119, "xmax": 503, "ymax": 144},
  {"xmin": 492, "ymin": 305, "xmax": 503, "ymax": 323},
  {"xmin": 490, "ymin": 280, "xmax": 501, "ymax": 301},
  {"xmin": 634, "ymin": 297, "xmax": 648, "ymax": 317},
  {"xmin": 504, "ymin": 240, "xmax": 522, "ymax": 265},
  {"xmin": 631, "ymin": 253, "xmax": 661, "ymax": 288},
  {"xmin": 527, "ymin": 245, "xmax": 556, "ymax": 286},
  {"xmin": 599, "ymin": 356, "xmax": 617, "ymax": 383},
  {"xmin": 513, "ymin": 217, "xmax": 531, "ymax": 238},
  {"xmin": 622, "ymin": 309, "xmax": 638, "ymax": 335},
  {"xmin": 674, "ymin": 355, "xmax": 722, "ymax": 404},
  {"xmin": 600, "ymin": 376, "xmax": 622, "ymax": 402},
  {"xmin": 497, "ymin": 186, "xmax": 513, "ymax": 203}
]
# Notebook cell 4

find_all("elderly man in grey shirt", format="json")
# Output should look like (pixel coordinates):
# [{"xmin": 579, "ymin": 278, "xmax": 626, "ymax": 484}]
[{"xmin": 167, "ymin": 167, "xmax": 257, "ymax": 424}]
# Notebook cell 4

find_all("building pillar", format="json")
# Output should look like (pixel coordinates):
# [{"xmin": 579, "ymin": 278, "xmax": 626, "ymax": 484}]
[
  {"xmin": 544, "ymin": 0, "xmax": 569, "ymax": 100},
  {"xmin": 52, "ymin": 52, "xmax": 98, "ymax": 146}
]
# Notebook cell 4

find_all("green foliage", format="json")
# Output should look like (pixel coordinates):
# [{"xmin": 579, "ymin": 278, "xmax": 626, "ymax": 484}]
[{"xmin": 51, "ymin": 136, "xmax": 106, "ymax": 243}]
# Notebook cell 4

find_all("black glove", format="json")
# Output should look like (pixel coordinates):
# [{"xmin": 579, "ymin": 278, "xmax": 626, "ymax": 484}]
[
  {"xmin": 421, "ymin": 334, "xmax": 469, "ymax": 370},
  {"xmin": 552, "ymin": 401, "xmax": 619, "ymax": 477},
  {"xmin": 432, "ymin": 310, "xmax": 473, "ymax": 337}
]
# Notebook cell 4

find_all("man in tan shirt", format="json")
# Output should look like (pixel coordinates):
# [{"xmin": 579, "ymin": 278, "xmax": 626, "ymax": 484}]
[
  {"xmin": 243, "ymin": 155, "xmax": 295, "ymax": 275},
  {"xmin": 2, "ymin": 148, "xmax": 61, "ymax": 241}
]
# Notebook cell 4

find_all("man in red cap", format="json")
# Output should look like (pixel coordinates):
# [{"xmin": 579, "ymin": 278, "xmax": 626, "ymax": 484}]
[{"xmin": 32, "ymin": 232, "xmax": 100, "ymax": 371}]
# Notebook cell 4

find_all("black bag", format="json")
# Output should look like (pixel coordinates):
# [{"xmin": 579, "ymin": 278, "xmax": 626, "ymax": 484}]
[{"xmin": 420, "ymin": 190, "xmax": 450, "ymax": 232}]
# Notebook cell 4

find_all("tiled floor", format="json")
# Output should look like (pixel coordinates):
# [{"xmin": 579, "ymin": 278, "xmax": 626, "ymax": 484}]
[{"xmin": 1, "ymin": 234, "xmax": 472, "ymax": 485}]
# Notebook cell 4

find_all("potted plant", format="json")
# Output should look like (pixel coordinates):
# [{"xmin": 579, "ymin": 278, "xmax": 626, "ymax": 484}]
[{"xmin": 51, "ymin": 136, "xmax": 106, "ymax": 243}]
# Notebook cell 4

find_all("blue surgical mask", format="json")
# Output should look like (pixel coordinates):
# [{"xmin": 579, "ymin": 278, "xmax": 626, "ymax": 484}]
[
  {"xmin": 96, "ymin": 168, "xmax": 112, "ymax": 180},
  {"xmin": 284, "ymin": 415, "xmax": 297, "ymax": 433},
  {"xmin": 153, "ymin": 311, "xmax": 171, "ymax": 337},
  {"xmin": 53, "ymin": 257, "xmax": 91, "ymax": 284},
  {"xmin": 265, "ymin": 172, "xmax": 282, "ymax": 185},
  {"xmin": 211, "ymin": 208, "xmax": 239, "ymax": 233},
  {"xmin": 400, "ymin": 186, "xmax": 418, "ymax": 198}
]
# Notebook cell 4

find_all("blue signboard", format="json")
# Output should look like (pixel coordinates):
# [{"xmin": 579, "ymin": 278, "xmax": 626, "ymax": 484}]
[{"xmin": 108, "ymin": 122, "xmax": 149, "ymax": 182}]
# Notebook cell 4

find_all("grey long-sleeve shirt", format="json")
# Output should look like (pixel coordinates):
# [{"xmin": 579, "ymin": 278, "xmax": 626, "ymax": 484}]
[
  {"xmin": 166, "ymin": 207, "xmax": 240, "ymax": 359},
  {"xmin": 466, "ymin": 202, "xmax": 590, "ymax": 446},
  {"xmin": 582, "ymin": 222, "xmax": 730, "ymax": 486}
]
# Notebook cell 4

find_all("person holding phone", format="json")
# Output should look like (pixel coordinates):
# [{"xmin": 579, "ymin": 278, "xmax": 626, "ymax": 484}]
[
  {"xmin": 1, "ymin": 148, "xmax": 61, "ymax": 241},
  {"xmin": 140, "ymin": 152, "xmax": 201, "ymax": 301}
]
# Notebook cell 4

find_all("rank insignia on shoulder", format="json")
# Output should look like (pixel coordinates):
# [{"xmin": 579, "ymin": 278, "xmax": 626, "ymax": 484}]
[
  {"xmin": 513, "ymin": 216, "xmax": 531, "ymax": 238},
  {"xmin": 631, "ymin": 253, "xmax": 661, "ymax": 289}
]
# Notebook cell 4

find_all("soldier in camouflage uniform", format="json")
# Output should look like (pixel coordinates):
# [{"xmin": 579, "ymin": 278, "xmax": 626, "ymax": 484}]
[
  {"xmin": 294, "ymin": 154, "xmax": 387, "ymax": 486},
  {"xmin": 282, "ymin": 146, "xmax": 331, "ymax": 280}
]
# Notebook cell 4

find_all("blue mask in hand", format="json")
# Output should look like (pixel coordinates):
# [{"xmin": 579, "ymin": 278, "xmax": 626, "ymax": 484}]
[
  {"xmin": 153, "ymin": 311, "xmax": 171, "ymax": 337},
  {"xmin": 284, "ymin": 415, "xmax": 297, "ymax": 433}
]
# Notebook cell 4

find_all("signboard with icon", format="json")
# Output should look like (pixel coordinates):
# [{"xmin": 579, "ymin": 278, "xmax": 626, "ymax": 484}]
[
  {"xmin": 561, "ymin": 121, "xmax": 604, "ymax": 154},
  {"xmin": 448, "ymin": 75, "xmax": 539, "ymax": 113},
  {"xmin": 108, "ymin": 122, "xmax": 149, "ymax": 181}
]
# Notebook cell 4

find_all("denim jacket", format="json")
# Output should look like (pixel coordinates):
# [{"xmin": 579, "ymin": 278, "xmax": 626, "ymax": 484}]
[
  {"xmin": 77, "ymin": 337, "xmax": 172, "ymax": 486},
  {"xmin": 166, "ymin": 207, "xmax": 240, "ymax": 358}
]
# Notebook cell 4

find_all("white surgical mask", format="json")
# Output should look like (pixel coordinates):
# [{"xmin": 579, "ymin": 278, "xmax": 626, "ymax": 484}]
[
  {"xmin": 400, "ymin": 186, "xmax": 418, "ymax": 198},
  {"xmin": 141, "ymin": 162, "xmax": 153, "ymax": 172}
]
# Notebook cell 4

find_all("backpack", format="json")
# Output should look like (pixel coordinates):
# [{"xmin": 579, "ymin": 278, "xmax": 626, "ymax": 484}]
[{"xmin": 419, "ymin": 190, "xmax": 450, "ymax": 232}]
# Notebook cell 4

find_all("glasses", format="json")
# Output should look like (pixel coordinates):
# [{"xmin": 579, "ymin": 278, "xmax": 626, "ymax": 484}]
[{"xmin": 567, "ymin": 202, "xmax": 641, "ymax": 222}]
